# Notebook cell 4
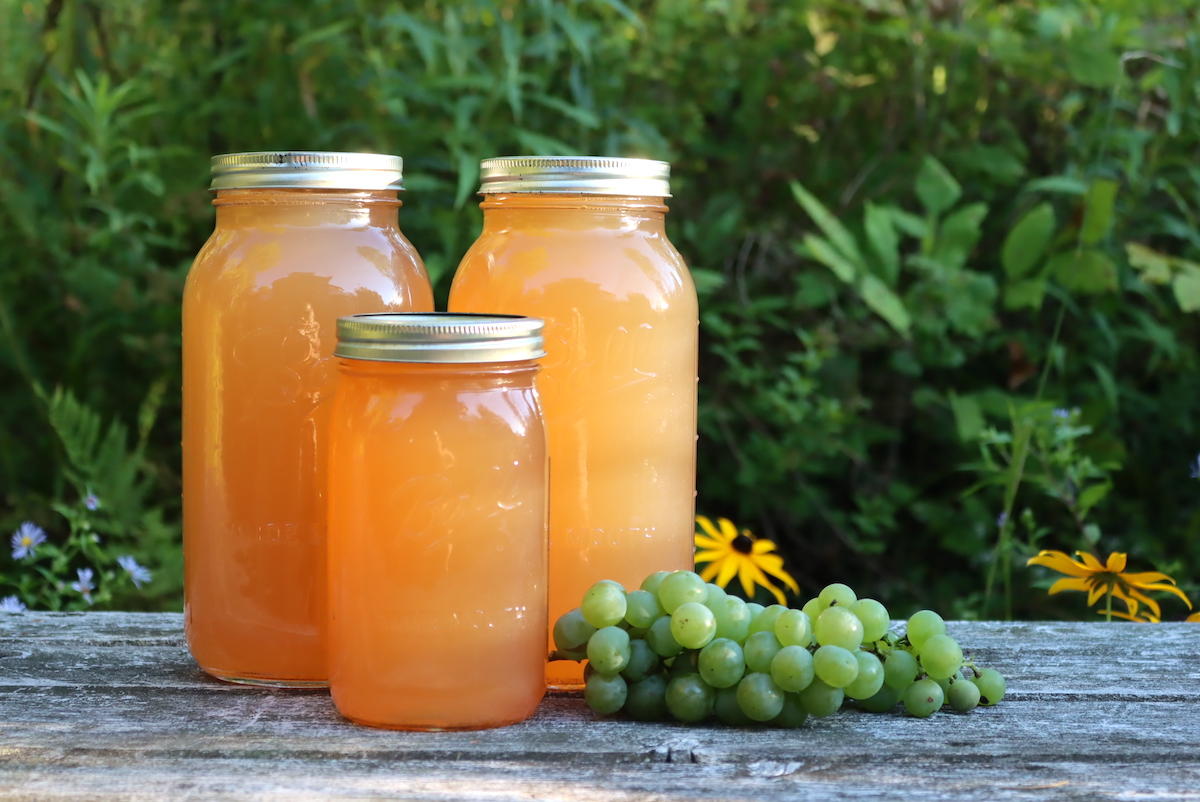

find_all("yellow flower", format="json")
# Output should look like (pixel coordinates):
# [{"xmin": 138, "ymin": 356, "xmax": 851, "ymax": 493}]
[
  {"xmin": 1026, "ymin": 550, "xmax": 1193, "ymax": 620},
  {"xmin": 694, "ymin": 516, "xmax": 799, "ymax": 606},
  {"xmin": 1187, "ymin": 612, "xmax": 1200, "ymax": 623}
]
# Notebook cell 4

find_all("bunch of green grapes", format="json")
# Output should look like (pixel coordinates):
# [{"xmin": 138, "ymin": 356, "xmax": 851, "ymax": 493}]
[{"xmin": 552, "ymin": 571, "xmax": 1007, "ymax": 726}]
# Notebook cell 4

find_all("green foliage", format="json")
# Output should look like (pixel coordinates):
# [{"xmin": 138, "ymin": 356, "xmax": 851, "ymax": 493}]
[{"xmin": 3, "ymin": 0, "xmax": 1200, "ymax": 615}]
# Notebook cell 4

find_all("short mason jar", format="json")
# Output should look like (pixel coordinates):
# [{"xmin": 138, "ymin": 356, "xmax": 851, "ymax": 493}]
[
  {"xmin": 183, "ymin": 151, "xmax": 434, "ymax": 688},
  {"xmin": 328, "ymin": 313, "xmax": 548, "ymax": 730},
  {"xmin": 447, "ymin": 157, "xmax": 698, "ymax": 689}
]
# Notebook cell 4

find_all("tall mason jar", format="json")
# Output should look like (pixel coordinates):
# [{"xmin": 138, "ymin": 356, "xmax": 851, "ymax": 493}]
[
  {"xmin": 183, "ymin": 152, "xmax": 434, "ymax": 687},
  {"xmin": 328, "ymin": 313, "xmax": 548, "ymax": 730},
  {"xmin": 447, "ymin": 157, "xmax": 698, "ymax": 688}
]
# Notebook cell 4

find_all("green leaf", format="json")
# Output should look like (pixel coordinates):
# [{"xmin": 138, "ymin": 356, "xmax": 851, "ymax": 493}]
[
  {"xmin": 931, "ymin": 203, "xmax": 988, "ymax": 270},
  {"xmin": 1048, "ymin": 250, "xmax": 1118, "ymax": 294},
  {"xmin": 858, "ymin": 274, "xmax": 911, "ymax": 335},
  {"xmin": 1002, "ymin": 203, "xmax": 1056, "ymax": 279},
  {"xmin": 1172, "ymin": 264, "xmax": 1200, "ymax": 312},
  {"xmin": 453, "ymin": 150, "xmax": 478, "ymax": 210},
  {"xmin": 690, "ymin": 268, "xmax": 727, "ymax": 296},
  {"xmin": 1023, "ymin": 176, "xmax": 1088, "ymax": 195},
  {"xmin": 802, "ymin": 234, "xmax": 857, "ymax": 283},
  {"xmin": 915, "ymin": 156, "xmax": 961, "ymax": 216},
  {"xmin": 1076, "ymin": 482, "xmax": 1111, "ymax": 516},
  {"xmin": 863, "ymin": 202, "xmax": 899, "ymax": 285},
  {"xmin": 1081, "ymin": 178, "xmax": 1118, "ymax": 245},
  {"xmin": 1004, "ymin": 278, "xmax": 1047, "ymax": 310},
  {"xmin": 1126, "ymin": 243, "xmax": 1173, "ymax": 284},
  {"xmin": 888, "ymin": 208, "xmax": 929, "ymax": 238},
  {"xmin": 789, "ymin": 181, "xmax": 865, "ymax": 269},
  {"xmin": 513, "ymin": 129, "xmax": 580, "ymax": 155},
  {"xmin": 1066, "ymin": 38, "xmax": 1121, "ymax": 88},
  {"xmin": 947, "ymin": 391, "xmax": 984, "ymax": 443}
]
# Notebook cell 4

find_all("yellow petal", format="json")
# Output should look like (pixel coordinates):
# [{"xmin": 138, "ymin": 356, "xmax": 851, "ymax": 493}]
[
  {"xmin": 695, "ymin": 549, "xmax": 731, "ymax": 564},
  {"xmin": 694, "ymin": 536, "xmax": 728, "ymax": 552},
  {"xmin": 1047, "ymin": 577, "xmax": 1091, "ymax": 595},
  {"xmin": 1028, "ymin": 550, "xmax": 1093, "ymax": 577},
  {"xmin": 718, "ymin": 518, "xmax": 740, "ymax": 541},
  {"xmin": 696, "ymin": 516, "xmax": 728, "ymax": 543},
  {"xmin": 751, "ymin": 539, "xmax": 777, "ymax": 554},
  {"xmin": 1086, "ymin": 581, "xmax": 1109, "ymax": 608},
  {"xmin": 1109, "ymin": 586, "xmax": 1141, "ymax": 617},
  {"xmin": 1125, "ymin": 588, "xmax": 1162, "ymax": 620},
  {"xmin": 1076, "ymin": 551, "xmax": 1105, "ymax": 572},
  {"xmin": 1186, "ymin": 612, "xmax": 1200, "ymax": 622},
  {"xmin": 755, "ymin": 555, "xmax": 800, "ymax": 595},
  {"xmin": 1104, "ymin": 609, "xmax": 1157, "ymax": 623},
  {"xmin": 1122, "ymin": 571, "xmax": 1178, "ymax": 586},
  {"xmin": 698, "ymin": 561, "xmax": 722, "ymax": 583},
  {"xmin": 739, "ymin": 559, "xmax": 786, "ymax": 606},
  {"xmin": 716, "ymin": 553, "xmax": 741, "ymax": 590},
  {"xmin": 1130, "ymin": 582, "xmax": 1193, "ymax": 609},
  {"xmin": 1105, "ymin": 552, "xmax": 1128, "ymax": 573}
]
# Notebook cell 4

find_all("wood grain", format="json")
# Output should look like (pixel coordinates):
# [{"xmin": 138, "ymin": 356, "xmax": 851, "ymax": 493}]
[{"xmin": 1, "ymin": 613, "xmax": 1197, "ymax": 800}]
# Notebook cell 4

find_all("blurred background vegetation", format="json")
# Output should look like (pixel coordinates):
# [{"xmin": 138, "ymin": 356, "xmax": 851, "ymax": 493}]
[{"xmin": 3, "ymin": 0, "xmax": 1200, "ymax": 618}]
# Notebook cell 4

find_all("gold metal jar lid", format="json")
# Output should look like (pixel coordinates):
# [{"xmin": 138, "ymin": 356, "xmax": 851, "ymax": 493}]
[
  {"xmin": 478, "ymin": 156, "xmax": 671, "ymax": 197},
  {"xmin": 335, "ymin": 314, "xmax": 545, "ymax": 363},
  {"xmin": 210, "ymin": 151, "xmax": 404, "ymax": 191}
]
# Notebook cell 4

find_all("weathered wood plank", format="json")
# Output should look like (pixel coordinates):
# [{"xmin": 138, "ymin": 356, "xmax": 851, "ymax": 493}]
[{"xmin": 0, "ymin": 613, "xmax": 1197, "ymax": 800}]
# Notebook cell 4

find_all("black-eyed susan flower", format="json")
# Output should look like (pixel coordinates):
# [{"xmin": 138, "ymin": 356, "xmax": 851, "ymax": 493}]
[
  {"xmin": 1027, "ymin": 549, "xmax": 1193, "ymax": 621},
  {"xmin": 694, "ymin": 516, "xmax": 799, "ymax": 606}
]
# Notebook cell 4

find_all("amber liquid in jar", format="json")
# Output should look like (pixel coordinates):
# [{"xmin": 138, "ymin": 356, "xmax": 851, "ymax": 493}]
[
  {"xmin": 328, "ymin": 314, "xmax": 548, "ymax": 730},
  {"xmin": 449, "ymin": 170, "xmax": 698, "ymax": 689},
  {"xmin": 183, "ymin": 178, "xmax": 433, "ymax": 687}
]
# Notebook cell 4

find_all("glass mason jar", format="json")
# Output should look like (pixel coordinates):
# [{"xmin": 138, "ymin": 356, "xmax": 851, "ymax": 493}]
[
  {"xmin": 328, "ymin": 313, "xmax": 548, "ymax": 730},
  {"xmin": 447, "ymin": 157, "xmax": 699, "ymax": 689},
  {"xmin": 183, "ymin": 152, "xmax": 434, "ymax": 687}
]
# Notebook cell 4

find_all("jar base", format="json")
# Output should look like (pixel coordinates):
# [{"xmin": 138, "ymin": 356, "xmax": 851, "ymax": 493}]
[
  {"xmin": 337, "ymin": 711, "xmax": 536, "ymax": 731},
  {"xmin": 204, "ymin": 669, "xmax": 329, "ymax": 689},
  {"xmin": 546, "ymin": 681, "xmax": 584, "ymax": 691}
]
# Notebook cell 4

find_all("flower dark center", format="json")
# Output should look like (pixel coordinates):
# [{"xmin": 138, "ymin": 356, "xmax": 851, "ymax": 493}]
[{"xmin": 732, "ymin": 534, "xmax": 754, "ymax": 554}]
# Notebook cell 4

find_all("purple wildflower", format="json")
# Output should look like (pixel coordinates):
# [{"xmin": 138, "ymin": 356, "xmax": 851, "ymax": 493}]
[
  {"xmin": 10, "ymin": 522, "xmax": 46, "ymax": 560},
  {"xmin": 117, "ymin": 556, "xmax": 152, "ymax": 589}
]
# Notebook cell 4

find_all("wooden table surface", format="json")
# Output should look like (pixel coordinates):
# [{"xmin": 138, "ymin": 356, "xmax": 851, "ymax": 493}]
[{"xmin": 0, "ymin": 613, "xmax": 1196, "ymax": 800}]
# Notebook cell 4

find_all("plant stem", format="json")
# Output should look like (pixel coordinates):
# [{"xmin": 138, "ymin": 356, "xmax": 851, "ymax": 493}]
[{"xmin": 1105, "ymin": 588, "xmax": 1112, "ymax": 622}]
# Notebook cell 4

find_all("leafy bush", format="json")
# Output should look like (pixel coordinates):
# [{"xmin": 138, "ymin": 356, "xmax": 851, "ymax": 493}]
[{"xmin": 2, "ymin": 0, "xmax": 1199, "ymax": 616}]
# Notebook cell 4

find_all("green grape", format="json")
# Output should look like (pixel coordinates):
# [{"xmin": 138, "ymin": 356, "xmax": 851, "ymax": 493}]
[
  {"xmin": 774, "ymin": 608, "xmax": 812, "ymax": 647},
  {"xmin": 883, "ymin": 649, "xmax": 919, "ymax": 690},
  {"xmin": 665, "ymin": 674, "xmax": 716, "ymax": 723},
  {"xmin": 745, "ymin": 602, "xmax": 765, "ymax": 621},
  {"xmin": 813, "ymin": 606, "xmax": 864, "ymax": 650},
  {"xmin": 581, "ymin": 580, "xmax": 627, "ymax": 629},
  {"xmin": 850, "ymin": 598, "xmax": 890, "ymax": 643},
  {"xmin": 919, "ymin": 634, "xmax": 963, "ymax": 680},
  {"xmin": 743, "ymin": 630, "xmax": 783, "ymax": 674},
  {"xmin": 624, "ymin": 589, "xmax": 664, "ymax": 629},
  {"xmin": 670, "ymin": 601, "xmax": 717, "ymax": 649},
  {"xmin": 736, "ymin": 672, "xmax": 785, "ymax": 722},
  {"xmin": 906, "ymin": 610, "xmax": 946, "ymax": 652},
  {"xmin": 553, "ymin": 607, "xmax": 597, "ymax": 651},
  {"xmin": 714, "ymin": 596, "xmax": 752, "ymax": 643},
  {"xmin": 667, "ymin": 651, "xmax": 699, "ymax": 679},
  {"xmin": 947, "ymin": 677, "xmax": 981, "ymax": 712},
  {"xmin": 698, "ymin": 638, "xmax": 745, "ymax": 689},
  {"xmin": 798, "ymin": 678, "xmax": 844, "ymax": 717},
  {"xmin": 771, "ymin": 693, "xmax": 809, "ymax": 729},
  {"xmin": 818, "ymin": 582, "xmax": 857, "ymax": 609},
  {"xmin": 584, "ymin": 671, "xmax": 627, "ymax": 715},
  {"xmin": 703, "ymin": 583, "xmax": 728, "ymax": 609},
  {"xmin": 620, "ymin": 638, "xmax": 660, "ymax": 683},
  {"xmin": 715, "ymin": 686, "xmax": 754, "ymax": 726},
  {"xmin": 934, "ymin": 669, "xmax": 966, "ymax": 696},
  {"xmin": 640, "ymin": 570, "xmax": 671, "ymax": 596},
  {"xmin": 903, "ymin": 678, "xmax": 944, "ymax": 717},
  {"xmin": 801, "ymin": 597, "xmax": 824, "ymax": 620},
  {"xmin": 748, "ymin": 604, "xmax": 787, "ymax": 635},
  {"xmin": 972, "ymin": 668, "xmax": 1007, "ymax": 705},
  {"xmin": 646, "ymin": 615, "xmax": 684, "ymax": 658},
  {"xmin": 627, "ymin": 626, "xmax": 649, "ymax": 639},
  {"xmin": 859, "ymin": 683, "xmax": 903, "ymax": 713},
  {"xmin": 844, "ymin": 651, "xmax": 884, "ymax": 700},
  {"xmin": 586, "ymin": 626, "xmax": 631, "ymax": 674},
  {"xmin": 658, "ymin": 571, "xmax": 708, "ymax": 613},
  {"xmin": 769, "ymin": 645, "xmax": 815, "ymax": 693},
  {"xmin": 625, "ymin": 674, "xmax": 669, "ymax": 721},
  {"xmin": 813, "ymin": 644, "xmax": 859, "ymax": 688}
]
